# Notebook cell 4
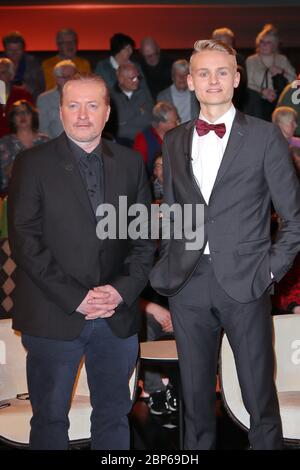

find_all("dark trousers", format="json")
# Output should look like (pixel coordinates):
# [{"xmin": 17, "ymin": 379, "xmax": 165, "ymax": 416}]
[
  {"xmin": 168, "ymin": 256, "xmax": 283, "ymax": 450},
  {"xmin": 22, "ymin": 319, "xmax": 138, "ymax": 450}
]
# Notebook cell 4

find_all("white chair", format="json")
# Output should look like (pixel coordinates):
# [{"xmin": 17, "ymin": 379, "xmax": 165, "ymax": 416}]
[
  {"xmin": 219, "ymin": 314, "xmax": 300, "ymax": 446},
  {"xmin": 0, "ymin": 318, "xmax": 137, "ymax": 447}
]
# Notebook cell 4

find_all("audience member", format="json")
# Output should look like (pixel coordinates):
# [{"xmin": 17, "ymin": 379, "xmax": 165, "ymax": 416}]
[
  {"xmin": 133, "ymin": 101, "xmax": 179, "ymax": 175},
  {"xmin": 2, "ymin": 31, "xmax": 45, "ymax": 100},
  {"xmin": 37, "ymin": 60, "xmax": 77, "ymax": 139},
  {"xmin": 42, "ymin": 28, "xmax": 90, "ymax": 90},
  {"xmin": 95, "ymin": 33, "xmax": 147, "ymax": 93},
  {"xmin": 272, "ymin": 106, "xmax": 300, "ymax": 147},
  {"xmin": 109, "ymin": 63, "xmax": 153, "ymax": 147},
  {"xmin": 0, "ymin": 58, "xmax": 34, "ymax": 138},
  {"xmin": 157, "ymin": 59, "xmax": 199, "ymax": 123},
  {"xmin": 138, "ymin": 37, "xmax": 172, "ymax": 100},
  {"xmin": 246, "ymin": 24, "xmax": 296, "ymax": 121},
  {"xmin": 0, "ymin": 100, "xmax": 48, "ymax": 193}
]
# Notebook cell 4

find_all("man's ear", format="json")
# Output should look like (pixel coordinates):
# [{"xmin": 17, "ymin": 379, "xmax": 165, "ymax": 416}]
[
  {"xmin": 187, "ymin": 74, "xmax": 195, "ymax": 92},
  {"xmin": 233, "ymin": 70, "xmax": 240, "ymax": 89},
  {"xmin": 106, "ymin": 105, "xmax": 111, "ymax": 123}
]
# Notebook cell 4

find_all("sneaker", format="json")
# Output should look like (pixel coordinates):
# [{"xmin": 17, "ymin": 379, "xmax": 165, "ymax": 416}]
[
  {"xmin": 166, "ymin": 385, "xmax": 177, "ymax": 412},
  {"xmin": 148, "ymin": 390, "xmax": 171, "ymax": 415}
]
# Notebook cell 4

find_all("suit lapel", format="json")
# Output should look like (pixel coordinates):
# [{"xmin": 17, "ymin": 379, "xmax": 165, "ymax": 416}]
[
  {"xmin": 56, "ymin": 133, "xmax": 96, "ymax": 223},
  {"xmin": 101, "ymin": 140, "xmax": 117, "ymax": 207},
  {"xmin": 212, "ymin": 110, "xmax": 248, "ymax": 191},
  {"xmin": 183, "ymin": 120, "xmax": 207, "ymax": 205}
]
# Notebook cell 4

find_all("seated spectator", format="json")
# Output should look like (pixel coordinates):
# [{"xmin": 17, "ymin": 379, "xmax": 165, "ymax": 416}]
[
  {"xmin": 246, "ymin": 24, "xmax": 296, "ymax": 121},
  {"xmin": 109, "ymin": 63, "xmax": 153, "ymax": 147},
  {"xmin": 2, "ymin": 31, "xmax": 45, "ymax": 101},
  {"xmin": 133, "ymin": 101, "xmax": 179, "ymax": 175},
  {"xmin": 42, "ymin": 28, "xmax": 90, "ymax": 90},
  {"xmin": 277, "ymin": 74, "xmax": 300, "ymax": 137},
  {"xmin": 37, "ymin": 60, "xmax": 77, "ymax": 139},
  {"xmin": 95, "ymin": 33, "xmax": 148, "ymax": 93},
  {"xmin": 0, "ymin": 58, "xmax": 34, "ymax": 138},
  {"xmin": 151, "ymin": 154, "xmax": 163, "ymax": 202},
  {"xmin": 272, "ymin": 106, "xmax": 300, "ymax": 147},
  {"xmin": 139, "ymin": 296, "xmax": 177, "ymax": 416},
  {"xmin": 211, "ymin": 27, "xmax": 246, "ymax": 70},
  {"xmin": 0, "ymin": 100, "xmax": 49, "ymax": 193},
  {"xmin": 138, "ymin": 37, "xmax": 172, "ymax": 100},
  {"xmin": 157, "ymin": 59, "xmax": 199, "ymax": 123}
]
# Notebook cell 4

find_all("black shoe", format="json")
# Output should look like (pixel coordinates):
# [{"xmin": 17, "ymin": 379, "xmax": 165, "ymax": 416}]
[
  {"xmin": 166, "ymin": 385, "xmax": 177, "ymax": 412},
  {"xmin": 148, "ymin": 390, "xmax": 171, "ymax": 415}
]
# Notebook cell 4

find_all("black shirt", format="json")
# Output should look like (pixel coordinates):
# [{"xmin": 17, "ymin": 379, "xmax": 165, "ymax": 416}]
[{"xmin": 68, "ymin": 138, "xmax": 104, "ymax": 217}]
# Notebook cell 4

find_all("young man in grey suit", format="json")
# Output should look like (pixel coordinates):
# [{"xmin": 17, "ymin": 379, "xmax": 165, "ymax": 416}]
[
  {"xmin": 8, "ymin": 73, "xmax": 155, "ymax": 450},
  {"xmin": 150, "ymin": 40, "xmax": 300, "ymax": 450}
]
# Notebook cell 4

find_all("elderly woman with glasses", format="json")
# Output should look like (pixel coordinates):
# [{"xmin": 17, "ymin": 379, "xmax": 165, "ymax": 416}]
[
  {"xmin": 246, "ymin": 24, "xmax": 296, "ymax": 121},
  {"xmin": 0, "ymin": 100, "xmax": 49, "ymax": 193}
]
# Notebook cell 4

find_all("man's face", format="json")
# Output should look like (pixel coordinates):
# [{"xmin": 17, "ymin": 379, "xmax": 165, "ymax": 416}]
[
  {"xmin": 117, "ymin": 45, "xmax": 133, "ymax": 65},
  {"xmin": 60, "ymin": 80, "xmax": 110, "ymax": 146},
  {"xmin": 187, "ymin": 50, "xmax": 240, "ymax": 108},
  {"xmin": 277, "ymin": 117, "xmax": 297, "ymax": 140},
  {"xmin": 173, "ymin": 69, "xmax": 188, "ymax": 91},
  {"xmin": 159, "ymin": 109, "xmax": 180, "ymax": 135},
  {"xmin": 5, "ymin": 42, "xmax": 24, "ymax": 64},
  {"xmin": 142, "ymin": 43, "xmax": 160, "ymax": 67},
  {"xmin": 57, "ymin": 34, "xmax": 77, "ymax": 59},
  {"xmin": 118, "ymin": 66, "xmax": 140, "ymax": 92}
]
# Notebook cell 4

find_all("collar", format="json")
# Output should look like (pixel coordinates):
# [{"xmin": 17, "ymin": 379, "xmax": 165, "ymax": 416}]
[
  {"xmin": 67, "ymin": 137, "xmax": 102, "ymax": 164},
  {"xmin": 199, "ymin": 104, "xmax": 236, "ymax": 128},
  {"xmin": 110, "ymin": 55, "xmax": 119, "ymax": 70}
]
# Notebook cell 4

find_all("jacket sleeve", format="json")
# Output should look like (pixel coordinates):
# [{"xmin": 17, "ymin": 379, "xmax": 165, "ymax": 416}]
[
  {"xmin": 7, "ymin": 151, "xmax": 88, "ymax": 314},
  {"xmin": 264, "ymin": 124, "xmax": 300, "ymax": 281}
]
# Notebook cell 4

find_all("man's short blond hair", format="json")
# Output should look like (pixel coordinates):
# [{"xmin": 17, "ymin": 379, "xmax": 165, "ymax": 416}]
[
  {"xmin": 190, "ymin": 39, "xmax": 237, "ymax": 72},
  {"xmin": 193, "ymin": 39, "xmax": 236, "ymax": 57}
]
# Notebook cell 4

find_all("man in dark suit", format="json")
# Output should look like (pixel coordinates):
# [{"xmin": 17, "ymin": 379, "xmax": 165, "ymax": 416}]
[
  {"xmin": 150, "ymin": 40, "xmax": 300, "ymax": 449},
  {"xmin": 8, "ymin": 73, "xmax": 155, "ymax": 449}
]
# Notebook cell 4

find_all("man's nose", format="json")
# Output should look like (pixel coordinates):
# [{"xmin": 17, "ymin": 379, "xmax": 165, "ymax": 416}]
[{"xmin": 78, "ymin": 106, "xmax": 88, "ymax": 119}]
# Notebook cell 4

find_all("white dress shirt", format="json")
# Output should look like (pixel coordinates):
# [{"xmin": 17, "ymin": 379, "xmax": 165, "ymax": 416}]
[{"xmin": 191, "ymin": 104, "xmax": 236, "ymax": 253}]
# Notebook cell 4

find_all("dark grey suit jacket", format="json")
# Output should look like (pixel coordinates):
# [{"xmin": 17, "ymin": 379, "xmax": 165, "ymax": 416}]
[
  {"xmin": 150, "ymin": 110, "xmax": 300, "ymax": 303},
  {"xmin": 8, "ymin": 133, "xmax": 155, "ymax": 340}
]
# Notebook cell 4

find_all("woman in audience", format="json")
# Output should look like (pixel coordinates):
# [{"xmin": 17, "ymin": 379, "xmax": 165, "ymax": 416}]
[
  {"xmin": 0, "ymin": 100, "xmax": 49, "ymax": 193},
  {"xmin": 246, "ymin": 24, "xmax": 296, "ymax": 121}
]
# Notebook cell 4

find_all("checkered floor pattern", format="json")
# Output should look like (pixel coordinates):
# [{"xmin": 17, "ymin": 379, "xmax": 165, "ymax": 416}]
[{"xmin": 0, "ymin": 238, "xmax": 16, "ymax": 318}]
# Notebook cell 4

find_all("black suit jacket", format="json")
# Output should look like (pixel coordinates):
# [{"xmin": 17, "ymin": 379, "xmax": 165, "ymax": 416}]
[
  {"xmin": 8, "ymin": 133, "xmax": 155, "ymax": 339},
  {"xmin": 150, "ymin": 110, "xmax": 300, "ymax": 303}
]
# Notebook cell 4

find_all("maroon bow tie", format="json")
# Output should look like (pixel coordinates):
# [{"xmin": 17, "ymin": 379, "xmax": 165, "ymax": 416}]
[{"xmin": 196, "ymin": 119, "xmax": 226, "ymax": 138}]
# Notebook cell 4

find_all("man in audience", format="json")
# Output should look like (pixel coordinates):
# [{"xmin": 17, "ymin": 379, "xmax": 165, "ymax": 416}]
[
  {"xmin": 138, "ymin": 37, "xmax": 172, "ymax": 100},
  {"xmin": 37, "ymin": 60, "xmax": 77, "ymax": 139},
  {"xmin": 42, "ymin": 28, "xmax": 90, "ymax": 90},
  {"xmin": 109, "ymin": 63, "xmax": 153, "ymax": 147},
  {"xmin": 0, "ymin": 58, "xmax": 34, "ymax": 138},
  {"xmin": 133, "ymin": 101, "xmax": 180, "ymax": 175},
  {"xmin": 272, "ymin": 106, "xmax": 300, "ymax": 147},
  {"xmin": 157, "ymin": 59, "xmax": 199, "ymax": 123},
  {"xmin": 2, "ymin": 31, "xmax": 45, "ymax": 100}
]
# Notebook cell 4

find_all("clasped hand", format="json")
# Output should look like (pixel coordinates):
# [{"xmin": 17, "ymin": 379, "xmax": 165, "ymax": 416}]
[{"xmin": 76, "ymin": 285, "xmax": 123, "ymax": 320}]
